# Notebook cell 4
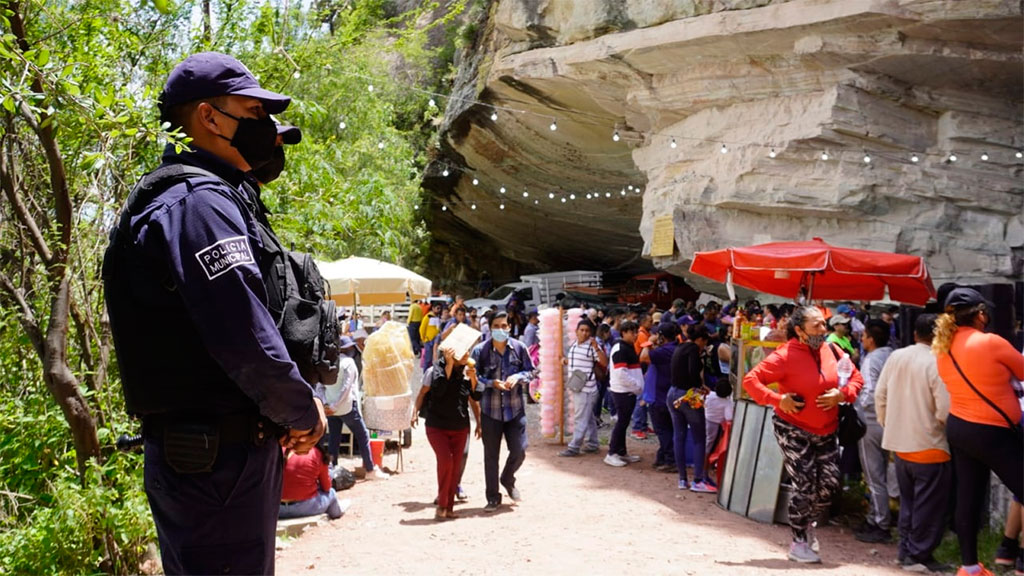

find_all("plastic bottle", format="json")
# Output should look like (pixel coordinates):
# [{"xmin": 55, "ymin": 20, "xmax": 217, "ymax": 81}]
[{"xmin": 837, "ymin": 352, "xmax": 854, "ymax": 387}]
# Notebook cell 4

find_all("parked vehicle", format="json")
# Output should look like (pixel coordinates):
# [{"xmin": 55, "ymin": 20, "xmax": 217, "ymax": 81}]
[
  {"xmin": 618, "ymin": 272, "xmax": 700, "ymax": 310},
  {"xmin": 465, "ymin": 270, "xmax": 602, "ymax": 311}
]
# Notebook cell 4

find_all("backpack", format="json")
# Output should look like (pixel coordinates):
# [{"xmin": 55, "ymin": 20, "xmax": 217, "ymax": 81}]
[{"xmin": 111, "ymin": 164, "xmax": 340, "ymax": 387}]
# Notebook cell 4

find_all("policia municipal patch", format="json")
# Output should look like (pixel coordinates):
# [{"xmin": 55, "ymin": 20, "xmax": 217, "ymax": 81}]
[{"xmin": 195, "ymin": 236, "xmax": 254, "ymax": 280}]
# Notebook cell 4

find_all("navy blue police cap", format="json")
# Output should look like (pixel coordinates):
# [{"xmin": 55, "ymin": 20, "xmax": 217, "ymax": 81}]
[{"xmin": 159, "ymin": 52, "xmax": 291, "ymax": 115}]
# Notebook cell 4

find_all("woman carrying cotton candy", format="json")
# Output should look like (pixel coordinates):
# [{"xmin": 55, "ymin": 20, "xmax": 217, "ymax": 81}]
[{"xmin": 412, "ymin": 346, "xmax": 482, "ymax": 520}]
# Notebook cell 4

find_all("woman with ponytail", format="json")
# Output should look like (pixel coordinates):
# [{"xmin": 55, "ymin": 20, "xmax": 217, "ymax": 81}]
[{"xmin": 933, "ymin": 288, "xmax": 1024, "ymax": 576}]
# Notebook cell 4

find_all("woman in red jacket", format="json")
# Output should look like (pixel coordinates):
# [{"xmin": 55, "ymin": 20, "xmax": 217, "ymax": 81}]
[{"xmin": 743, "ymin": 305, "xmax": 863, "ymax": 564}]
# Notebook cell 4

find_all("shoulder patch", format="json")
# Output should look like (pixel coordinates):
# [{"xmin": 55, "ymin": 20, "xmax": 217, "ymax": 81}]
[{"xmin": 194, "ymin": 236, "xmax": 255, "ymax": 280}]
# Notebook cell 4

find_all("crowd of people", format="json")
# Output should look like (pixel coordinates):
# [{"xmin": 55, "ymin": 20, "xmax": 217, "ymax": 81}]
[{"xmin": 404, "ymin": 288, "xmax": 1022, "ymax": 575}]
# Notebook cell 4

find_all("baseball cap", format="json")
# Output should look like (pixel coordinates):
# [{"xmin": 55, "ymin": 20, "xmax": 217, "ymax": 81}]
[
  {"xmin": 829, "ymin": 315, "xmax": 850, "ymax": 327},
  {"xmin": 159, "ymin": 52, "xmax": 291, "ymax": 116},
  {"xmin": 943, "ymin": 287, "xmax": 993, "ymax": 310},
  {"xmin": 835, "ymin": 304, "xmax": 853, "ymax": 315},
  {"xmin": 677, "ymin": 314, "xmax": 697, "ymax": 326},
  {"xmin": 276, "ymin": 122, "xmax": 301, "ymax": 144}
]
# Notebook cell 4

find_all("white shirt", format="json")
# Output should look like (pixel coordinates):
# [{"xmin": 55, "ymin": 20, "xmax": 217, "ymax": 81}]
[
  {"xmin": 324, "ymin": 356, "xmax": 359, "ymax": 415},
  {"xmin": 875, "ymin": 343, "xmax": 950, "ymax": 454}
]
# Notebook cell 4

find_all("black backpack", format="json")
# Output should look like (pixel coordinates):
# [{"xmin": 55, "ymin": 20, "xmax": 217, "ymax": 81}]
[{"xmin": 110, "ymin": 164, "xmax": 340, "ymax": 388}]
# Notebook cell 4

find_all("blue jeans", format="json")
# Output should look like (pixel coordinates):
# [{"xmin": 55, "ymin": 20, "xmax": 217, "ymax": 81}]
[
  {"xmin": 328, "ymin": 403, "xmax": 375, "ymax": 471},
  {"xmin": 631, "ymin": 401, "xmax": 649, "ymax": 432},
  {"xmin": 481, "ymin": 413, "xmax": 528, "ymax": 503},
  {"xmin": 279, "ymin": 488, "xmax": 342, "ymax": 520},
  {"xmin": 667, "ymin": 387, "xmax": 706, "ymax": 482},
  {"xmin": 421, "ymin": 338, "xmax": 436, "ymax": 370},
  {"xmin": 649, "ymin": 401, "xmax": 675, "ymax": 466}
]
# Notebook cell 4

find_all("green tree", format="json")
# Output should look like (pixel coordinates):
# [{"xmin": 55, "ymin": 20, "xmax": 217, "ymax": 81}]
[{"xmin": 0, "ymin": 0, "xmax": 455, "ymax": 572}]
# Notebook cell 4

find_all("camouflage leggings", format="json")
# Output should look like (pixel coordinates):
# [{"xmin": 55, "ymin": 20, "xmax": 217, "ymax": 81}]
[{"xmin": 773, "ymin": 415, "xmax": 840, "ymax": 540}]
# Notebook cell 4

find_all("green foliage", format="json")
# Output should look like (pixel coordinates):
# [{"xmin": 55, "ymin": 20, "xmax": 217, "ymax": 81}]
[{"xmin": 1, "ymin": 0, "xmax": 463, "ymax": 573}]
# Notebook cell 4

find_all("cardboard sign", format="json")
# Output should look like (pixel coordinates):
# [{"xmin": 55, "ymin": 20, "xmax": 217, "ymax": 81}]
[{"xmin": 438, "ymin": 323, "xmax": 482, "ymax": 360}]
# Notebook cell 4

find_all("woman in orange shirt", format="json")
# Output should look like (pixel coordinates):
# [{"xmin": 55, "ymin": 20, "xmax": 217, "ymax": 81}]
[{"xmin": 933, "ymin": 288, "xmax": 1024, "ymax": 576}]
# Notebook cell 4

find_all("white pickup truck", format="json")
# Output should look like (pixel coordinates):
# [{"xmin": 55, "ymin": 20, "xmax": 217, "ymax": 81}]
[{"xmin": 465, "ymin": 270, "xmax": 602, "ymax": 311}]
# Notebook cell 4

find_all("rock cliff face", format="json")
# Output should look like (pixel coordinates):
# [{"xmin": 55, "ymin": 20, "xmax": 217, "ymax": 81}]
[{"xmin": 432, "ymin": 0, "xmax": 1023, "ymax": 293}]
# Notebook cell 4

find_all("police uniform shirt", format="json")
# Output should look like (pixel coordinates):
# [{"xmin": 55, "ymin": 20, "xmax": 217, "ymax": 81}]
[{"xmin": 124, "ymin": 144, "xmax": 317, "ymax": 430}]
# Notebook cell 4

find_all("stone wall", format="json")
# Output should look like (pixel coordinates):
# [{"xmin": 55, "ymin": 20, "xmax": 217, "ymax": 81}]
[{"xmin": 433, "ymin": 0, "xmax": 1022, "ymax": 292}]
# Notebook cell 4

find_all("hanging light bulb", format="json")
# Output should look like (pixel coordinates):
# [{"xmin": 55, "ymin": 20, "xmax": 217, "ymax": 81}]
[
  {"xmin": 620, "ymin": 189, "xmax": 626, "ymax": 196},
  {"xmin": 863, "ymin": 153, "xmax": 872, "ymax": 164},
  {"xmin": 612, "ymin": 131, "xmax": 620, "ymax": 142},
  {"xmin": 1017, "ymin": 151, "xmax": 1023, "ymax": 159},
  {"xmin": 441, "ymin": 205, "xmax": 447, "ymax": 211},
  {"xmin": 368, "ymin": 84, "xmax": 374, "ymax": 93},
  {"xmin": 548, "ymin": 192, "xmax": 555, "ymax": 199},
  {"xmin": 522, "ymin": 191, "xmax": 529, "ymax": 198},
  {"xmin": 980, "ymin": 151, "xmax": 989, "ymax": 161},
  {"xmin": 414, "ymin": 205, "xmax": 419, "ymax": 210},
  {"xmin": 549, "ymin": 120, "xmax": 558, "ymax": 131},
  {"xmin": 911, "ymin": 153, "xmax": 920, "ymax": 163},
  {"xmin": 948, "ymin": 153, "xmax": 957, "ymax": 162},
  {"xmin": 470, "ymin": 203, "xmax": 477, "ymax": 210},
  {"xmin": 490, "ymin": 111, "xmax": 498, "ymax": 121},
  {"xmin": 820, "ymin": 151, "xmax": 829, "ymax": 161},
  {"xmin": 569, "ymin": 193, "xmax": 576, "ymax": 200},
  {"xmin": 338, "ymin": 120, "xmax": 347, "ymax": 130},
  {"xmin": 627, "ymin": 185, "xmax": 634, "ymax": 190},
  {"xmin": 472, "ymin": 178, "xmax": 479, "ymax": 186},
  {"xmin": 428, "ymin": 98, "xmax": 436, "ymax": 107},
  {"xmin": 442, "ymin": 168, "xmax": 450, "ymax": 177},
  {"xmin": 670, "ymin": 138, "xmax": 677, "ymax": 149},
  {"xmin": 605, "ymin": 192, "xmax": 611, "ymax": 198},
  {"xmin": 586, "ymin": 193, "xmax": 592, "ymax": 199},
  {"xmin": 533, "ymin": 199, "xmax": 539, "ymax": 205},
  {"xmin": 635, "ymin": 188, "xmax": 642, "ymax": 194},
  {"xmin": 560, "ymin": 197, "xmax": 566, "ymax": 203},
  {"xmin": 720, "ymin": 143, "xmax": 728, "ymax": 154},
  {"xmin": 499, "ymin": 203, "xmax": 505, "ymax": 210},
  {"xmin": 499, "ymin": 186, "xmax": 506, "ymax": 194},
  {"xmin": 377, "ymin": 142, "xmax": 385, "ymax": 150},
  {"xmin": 292, "ymin": 71, "xmax": 301, "ymax": 79},
  {"xmin": 769, "ymin": 148, "xmax": 777, "ymax": 159}
]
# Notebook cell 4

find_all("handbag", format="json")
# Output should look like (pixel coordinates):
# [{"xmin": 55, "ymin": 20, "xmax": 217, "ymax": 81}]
[
  {"xmin": 837, "ymin": 403, "xmax": 867, "ymax": 447},
  {"xmin": 949, "ymin": 351, "xmax": 1024, "ymax": 442},
  {"xmin": 566, "ymin": 369, "xmax": 587, "ymax": 393},
  {"xmin": 825, "ymin": 343, "xmax": 866, "ymax": 447}
]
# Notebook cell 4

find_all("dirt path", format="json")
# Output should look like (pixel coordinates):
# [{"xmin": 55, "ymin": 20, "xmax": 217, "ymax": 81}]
[{"xmin": 277, "ymin": 404, "xmax": 907, "ymax": 575}]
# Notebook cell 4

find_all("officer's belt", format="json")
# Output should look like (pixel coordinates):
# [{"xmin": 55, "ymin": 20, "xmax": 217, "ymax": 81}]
[{"xmin": 143, "ymin": 412, "xmax": 270, "ymax": 445}]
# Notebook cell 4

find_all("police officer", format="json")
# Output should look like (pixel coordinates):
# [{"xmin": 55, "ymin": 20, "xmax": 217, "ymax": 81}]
[{"xmin": 103, "ymin": 52, "xmax": 325, "ymax": 575}]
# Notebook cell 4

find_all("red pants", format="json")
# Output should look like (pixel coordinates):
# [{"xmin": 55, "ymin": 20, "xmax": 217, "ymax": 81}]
[{"xmin": 425, "ymin": 426, "xmax": 469, "ymax": 508}]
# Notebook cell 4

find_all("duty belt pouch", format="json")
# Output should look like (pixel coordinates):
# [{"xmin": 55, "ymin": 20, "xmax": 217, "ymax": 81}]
[{"xmin": 163, "ymin": 422, "xmax": 220, "ymax": 474}]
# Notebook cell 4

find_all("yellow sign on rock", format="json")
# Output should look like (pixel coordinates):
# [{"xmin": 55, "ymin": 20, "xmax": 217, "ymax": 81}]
[{"xmin": 650, "ymin": 215, "xmax": 675, "ymax": 257}]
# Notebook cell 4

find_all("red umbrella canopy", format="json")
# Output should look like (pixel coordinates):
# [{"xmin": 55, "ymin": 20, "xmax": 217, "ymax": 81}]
[{"xmin": 689, "ymin": 238, "xmax": 936, "ymax": 306}]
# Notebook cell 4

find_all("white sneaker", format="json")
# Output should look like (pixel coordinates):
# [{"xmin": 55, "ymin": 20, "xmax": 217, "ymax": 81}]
[
  {"xmin": 808, "ymin": 522, "xmax": 819, "ymax": 553},
  {"xmin": 604, "ymin": 454, "xmax": 627, "ymax": 467},
  {"xmin": 371, "ymin": 467, "xmax": 390, "ymax": 480},
  {"xmin": 621, "ymin": 454, "xmax": 641, "ymax": 463},
  {"xmin": 787, "ymin": 540, "xmax": 821, "ymax": 564}
]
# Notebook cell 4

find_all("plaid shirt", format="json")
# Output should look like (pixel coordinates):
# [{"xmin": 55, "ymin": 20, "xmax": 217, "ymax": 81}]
[{"xmin": 472, "ymin": 338, "xmax": 535, "ymax": 422}]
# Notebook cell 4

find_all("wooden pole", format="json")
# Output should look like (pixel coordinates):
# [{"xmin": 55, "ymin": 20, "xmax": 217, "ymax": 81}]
[{"xmin": 556, "ymin": 306, "xmax": 565, "ymax": 445}]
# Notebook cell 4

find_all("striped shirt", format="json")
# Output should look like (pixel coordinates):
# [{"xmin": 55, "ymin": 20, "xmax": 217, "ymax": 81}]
[{"xmin": 566, "ymin": 340, "xmax": 599, "ymax": 393}]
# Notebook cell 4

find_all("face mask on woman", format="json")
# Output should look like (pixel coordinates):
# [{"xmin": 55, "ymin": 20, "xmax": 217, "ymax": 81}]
[
  {"xmin": 491, "ymin": 329, "xmax": 509, "ymax": 343},
  {"xmin": 804, "ymin": 333, "xmax": 827, "ymax": 349}
]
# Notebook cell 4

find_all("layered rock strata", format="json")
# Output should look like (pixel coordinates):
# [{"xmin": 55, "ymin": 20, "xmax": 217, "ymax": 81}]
[{"xmin": 433, "ymin": 0, "xmax": 1022, "ymax": 292}]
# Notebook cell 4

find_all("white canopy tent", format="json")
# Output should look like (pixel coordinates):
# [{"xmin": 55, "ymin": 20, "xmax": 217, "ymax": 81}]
[{"xmin": 315, "ymin": 256, "xmax": 432, "ymax": 306}]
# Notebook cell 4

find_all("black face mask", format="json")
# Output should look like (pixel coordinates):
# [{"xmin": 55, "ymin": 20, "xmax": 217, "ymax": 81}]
[
  {"xmin": 252, "ymin": 146, "xmax": 285, "ymax": 184},
  {"xmin": 210, "ymin": 105, "xmax": 277, "ymax": 170}
]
